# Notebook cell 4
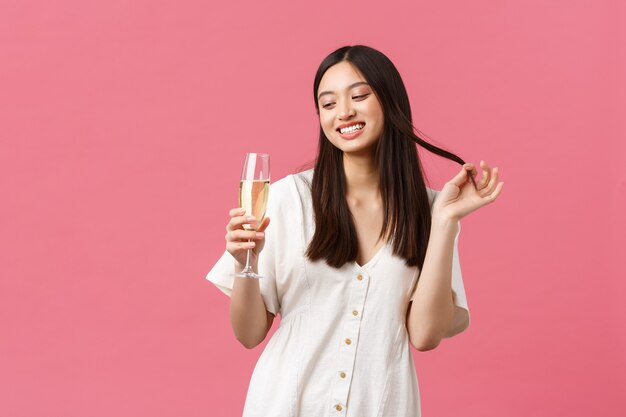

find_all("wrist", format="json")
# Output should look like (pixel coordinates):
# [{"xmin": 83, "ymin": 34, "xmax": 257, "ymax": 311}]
[
  {"xmin": 431, "ymin": 214, "xmax": 460, "ymax": 235},
  {"xmin": 235, "ymin": 259, "xmax": 258, "ymax": 272}
]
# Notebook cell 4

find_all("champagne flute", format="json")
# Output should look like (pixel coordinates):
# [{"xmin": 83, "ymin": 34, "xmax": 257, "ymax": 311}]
[{"xmin": 232, "ymin": 153, "xmax": 270, "ymax": 279}]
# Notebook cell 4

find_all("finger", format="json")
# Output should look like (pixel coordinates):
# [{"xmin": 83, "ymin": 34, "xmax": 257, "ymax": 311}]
[
  {"xmin": 227, "ymin": 241, "xmax": 256, "ymax": 252},
  {"xmin": 448, "ymin": 163, "xmax": 474, "ymax": 188},
  {"xmin": 481, "ymin": 167, "xmax": 499, "ymax": 196},
  {"xmin": 226, "ymin": 229, "xmax": 263, "ymax": 242},
  {"xmin": 485, "ymin": 181, "xmax": 504, "ymax": 203},
  {"xmin": 226, "ymin": 215, "xmax": 257, "ymax": 231},
  {"xmin": 479, "ymin": 160, "xmax": 491, "ymax": 190},
  {"xmin": 229, "ymin": 207, "xmax": 247, "ymax": 217}
]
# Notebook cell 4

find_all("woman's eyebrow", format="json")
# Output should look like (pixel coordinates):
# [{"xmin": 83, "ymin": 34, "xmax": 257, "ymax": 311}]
[{"xmin": 317, "ymin": 81, "xmax": 370, "ymax": 100}]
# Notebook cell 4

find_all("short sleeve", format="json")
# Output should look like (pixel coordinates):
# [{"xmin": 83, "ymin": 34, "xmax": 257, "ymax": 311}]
[
  {"xmin": 410, "ymin": 219, "xmax": 471, "ymax": 335},
  {"xmin": 204, "ymin": 180, "xmax": 287, "ymax": 317}
]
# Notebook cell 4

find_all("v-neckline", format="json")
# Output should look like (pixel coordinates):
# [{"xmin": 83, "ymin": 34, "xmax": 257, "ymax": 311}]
[{"xmin": 354, "ymin": 243, "xmax": 387, "ymax": 270}]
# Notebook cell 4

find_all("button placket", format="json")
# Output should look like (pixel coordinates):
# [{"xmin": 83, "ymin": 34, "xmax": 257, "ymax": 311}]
[{"xmin": 330, "ymin": 271, "xmax": 371, "ymax": 411}]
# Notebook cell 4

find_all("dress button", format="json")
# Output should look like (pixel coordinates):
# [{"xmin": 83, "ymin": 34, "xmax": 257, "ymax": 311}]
[
  {"xmin": 352, "ymin": 310, "xmax": 358, "ymax": 316},
  {"xmin": 357, "ymin": 274, "xmax": 363, "ymax": 281},
  {"xmin": 345, "ymin": 338, "xmax": 352, "ymax": 345},
  {"xmin": 335, "ymin": 404, "xmax": 343, "ymax": 411},
  {"xmin": 339, "ymin": 371, "xmax": 346, "ymax": 378}
]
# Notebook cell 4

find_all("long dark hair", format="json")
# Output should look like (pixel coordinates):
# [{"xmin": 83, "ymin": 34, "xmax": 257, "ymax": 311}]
[{"xmin": 305, "ymin": 45, "xmax": 467, "ymax": 269}]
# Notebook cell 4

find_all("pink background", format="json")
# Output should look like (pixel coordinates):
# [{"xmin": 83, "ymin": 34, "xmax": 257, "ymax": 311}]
[{"xmin": 1, "ymin": 0, "xmax": 624, "ymax": 416}]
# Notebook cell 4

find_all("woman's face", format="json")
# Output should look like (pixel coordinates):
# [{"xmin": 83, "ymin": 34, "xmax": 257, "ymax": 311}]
[{"xmin": 317, "ymin": 61, "xmax": 384, "ymax": 156}]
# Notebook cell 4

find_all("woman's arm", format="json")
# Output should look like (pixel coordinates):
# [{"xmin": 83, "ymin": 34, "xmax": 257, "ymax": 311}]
[
  {"xmin": 406, "ymin": 217, "xmax": 458, "ymax": 351},
  {"xmin": 229, "ymin": 259, "xmax": 275, "ymax": 349},
  {"xmin": 407, "ymin": 160, "xmax": 503, "ymax": 351},
  {"xmin": 224, "ymin": 209, "xmax": 275, "ymax": 349}
]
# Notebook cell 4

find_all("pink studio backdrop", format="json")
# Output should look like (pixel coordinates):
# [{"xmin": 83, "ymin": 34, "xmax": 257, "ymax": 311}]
[{"xmin": 1, "ymin": 0, "xmax": 624, "ymax": 416}]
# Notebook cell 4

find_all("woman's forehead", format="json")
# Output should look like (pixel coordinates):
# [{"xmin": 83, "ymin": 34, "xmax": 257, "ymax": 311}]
[{"xmin": 318, "ymin": 62, "xmax": 368, "ymax": 94}]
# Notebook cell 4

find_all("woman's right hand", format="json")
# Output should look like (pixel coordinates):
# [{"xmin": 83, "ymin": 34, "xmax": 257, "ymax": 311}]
[{"xmin": 225, "ymin": 207, "xmax": 271, "ymax": 267}]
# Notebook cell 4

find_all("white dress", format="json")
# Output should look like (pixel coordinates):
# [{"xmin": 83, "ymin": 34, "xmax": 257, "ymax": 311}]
[{"xmin": 206, "ymin": 169, "xmax": 470, "ymax": 417}]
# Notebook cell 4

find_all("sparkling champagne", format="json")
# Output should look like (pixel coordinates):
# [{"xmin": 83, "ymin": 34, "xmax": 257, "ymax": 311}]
[{"xmin": 239, "ymin": 180, "xmax": 270, "ymax": 230}]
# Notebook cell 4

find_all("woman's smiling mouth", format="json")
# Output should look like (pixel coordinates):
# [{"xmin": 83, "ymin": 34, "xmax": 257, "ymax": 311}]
[{"xmin": 337, "ymin": 122, "xmax": 366, "ymax": 139}]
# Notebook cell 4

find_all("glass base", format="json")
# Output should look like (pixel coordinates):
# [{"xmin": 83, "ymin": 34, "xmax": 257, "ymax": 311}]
[{"xmin": 231, "ymin": 271, "xmax": 264, "ymax": 279}]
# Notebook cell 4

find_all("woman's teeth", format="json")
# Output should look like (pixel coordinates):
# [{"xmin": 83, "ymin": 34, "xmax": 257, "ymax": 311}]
[{"xmin": 340, "ymin": 124, "xmax": 364, "ymax": 134}]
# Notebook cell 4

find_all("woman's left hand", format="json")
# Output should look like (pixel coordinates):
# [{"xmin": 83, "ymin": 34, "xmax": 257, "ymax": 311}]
[{"xmin": 432, "ymin": 160, "xmax": 504, "ymax": 222}]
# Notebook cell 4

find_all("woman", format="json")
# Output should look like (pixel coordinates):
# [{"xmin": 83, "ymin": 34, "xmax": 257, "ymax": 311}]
[{"xmin": 207, "ymin": 45, "xmax": 504, "ymax": 416}]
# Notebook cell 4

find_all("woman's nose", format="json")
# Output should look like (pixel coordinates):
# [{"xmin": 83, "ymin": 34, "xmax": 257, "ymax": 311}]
[{"xmin": 338, "ymin": 101, "xmax": 356, "ymax": 120}]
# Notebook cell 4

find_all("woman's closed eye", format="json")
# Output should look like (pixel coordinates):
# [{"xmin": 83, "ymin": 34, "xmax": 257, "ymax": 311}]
[{"xmin": 321, "ymin": 93, "xmax": 371, "ymax": 108}]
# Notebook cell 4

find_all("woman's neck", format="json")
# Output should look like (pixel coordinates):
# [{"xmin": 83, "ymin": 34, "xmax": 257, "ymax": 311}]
[{"xmin": 343, "ymin": 152, "xmax": 379, "ymax": 199}]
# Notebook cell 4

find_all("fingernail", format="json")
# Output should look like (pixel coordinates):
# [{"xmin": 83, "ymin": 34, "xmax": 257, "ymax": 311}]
[
  {"xmin": 255, "ymin": 232, "xmax": 264, "ymax": 238},
  {"xmin": 246, "ymin": 216, "xmax": 256, "ymax": 221}
]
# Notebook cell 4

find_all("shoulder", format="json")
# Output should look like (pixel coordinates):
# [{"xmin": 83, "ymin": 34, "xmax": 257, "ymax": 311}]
[
  {"xmin": 267, "ymin": 169, "xmax": 312, "ymax": 206},
  {"xmin": 279, "ymin": 170, "xmax": 437, "ymax": 206},
  {"xmin": 269, "ymin": 172, "xmax": 298, "ymax": 195},
  {"xmin": 292, "ymin": 168, "xmax": 314, "ymax": 187},
  {"xmin": 289, "ymin": 168, "xmax": 314, "ymax": 199}
]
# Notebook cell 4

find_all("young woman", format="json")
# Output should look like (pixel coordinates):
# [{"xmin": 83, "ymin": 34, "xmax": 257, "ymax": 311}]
[{"xmin": 207, "ymin": 45, "xmax": 504, "ymax": 416}]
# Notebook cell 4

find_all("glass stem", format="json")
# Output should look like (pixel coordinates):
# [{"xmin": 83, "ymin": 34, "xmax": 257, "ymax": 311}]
[
  {"xmin": 244, "ymin": 240, "xmax": 252, "ymax": 271},
  {"xmin": 238, "ymin": 239, "xmax": 254, "ymax": 275}
]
